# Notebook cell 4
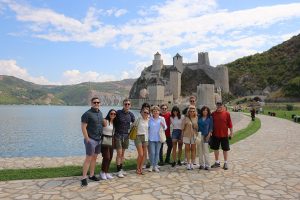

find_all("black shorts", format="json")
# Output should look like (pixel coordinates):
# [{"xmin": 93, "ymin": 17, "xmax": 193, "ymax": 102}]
[{"xmin": 210, "ymin": 136, "xmax": 230, "ymax": 151}]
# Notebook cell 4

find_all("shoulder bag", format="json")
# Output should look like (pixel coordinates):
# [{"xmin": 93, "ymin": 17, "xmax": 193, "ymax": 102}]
[{"xmin": 129, "ymin": 117, "xmax": 140, "ymax": 140}]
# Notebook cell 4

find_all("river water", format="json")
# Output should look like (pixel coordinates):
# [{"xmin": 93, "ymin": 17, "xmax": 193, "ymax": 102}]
[{"xmin": 0, "ymin": 105, "xmax": 140, "ymax": 157}]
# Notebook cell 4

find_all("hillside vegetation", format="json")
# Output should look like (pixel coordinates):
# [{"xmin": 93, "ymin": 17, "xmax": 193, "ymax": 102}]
[
  {"xmin": 226, "ymin": 34, "xmax": 300, "ymax": 98},
  {"xmin": 0, "ymin": 75, "xmax": 135, "ymax": 105}
]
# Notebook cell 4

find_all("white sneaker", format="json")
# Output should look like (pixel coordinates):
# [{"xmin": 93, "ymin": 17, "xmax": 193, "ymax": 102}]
[
  {"xmin": 100, "ymin": 172, "xmax": 107, "ymax": 180},
  {"xmin": 106, "ymin": 173, "xmax": 113, "ymax": 179},
  {"xmin": 148, "ymin": 166, "xmax": 153, "ymax": 172},
  {"xmin": 142, "ymin": 165, "xmax": 146, "ymax": 169},
  {"xmin": 117, "ymin": 171, "xmax": 124, "ymax": 178},
  {"xmin": 156, "ymin": 165, "xmax": 161, "ymax": 169},
  {"xmin": 190, "ymin": 164, "xmax": 194, "ymax": 170},
  {"xmin": 120, "ymin": 169, "xmax": 127, "ymax": 176},
  {"xmin": 154, "ymin": 166, "xmax": 160, "ymax": 172},
  {"xmin": 186, "ymin": 164, "xmax": 191, "ymax": 170}
]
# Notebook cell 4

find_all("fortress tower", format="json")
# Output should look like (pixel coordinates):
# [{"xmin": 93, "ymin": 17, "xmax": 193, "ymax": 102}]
[
  {"xmin": 151, "ymin": 52, "xmax": 163, "ymax": 77},
  {"xmin": 173, "ymin": 53, "xmax": 183, "ymax": 73},
  {"xmin": 197, "ymin": 84, "xmax": 215, "ymax": 110},
  {"xmin": 198, "ymin": 52, "xmax": 210, "ymax": 66},
  {"xmin": 214, "ymin": 65, "xmax": 229, "ymax": 93}
]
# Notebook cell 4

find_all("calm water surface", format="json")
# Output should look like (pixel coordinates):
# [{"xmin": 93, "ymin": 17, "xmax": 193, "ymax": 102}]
[{"xmin": 0, "ymin": 105, "xmax": 140, "ymax": 157}]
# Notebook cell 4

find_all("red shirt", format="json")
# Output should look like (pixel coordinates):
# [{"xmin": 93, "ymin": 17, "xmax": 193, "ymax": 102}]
[
  {"xmin": 212, "ymin": 110, "xmax": 232, "ymax": 138},
  {"xmin": 160, "ymin": 112, "xmax": 171, "ymax": 137}
]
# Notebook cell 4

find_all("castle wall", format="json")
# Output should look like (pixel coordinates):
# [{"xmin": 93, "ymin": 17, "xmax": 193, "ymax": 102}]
[{"xmin": 197, "ymin": 84, "xmax": 215, "ymax": 110}]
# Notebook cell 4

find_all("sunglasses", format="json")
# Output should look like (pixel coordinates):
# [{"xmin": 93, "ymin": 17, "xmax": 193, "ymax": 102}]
[
  {"xmin": 124, "ymin": 103, "xmax": 131, "ymax": 106},
  {"xmin": 189, "ymin": 110, "xmax": 195, "ymax": 112},
  {"xmin": 110, "ymin": 113, "xmax": 116, "ymax": 115},
  {"xmin": 143, "ymin": 111, "xmax": 149, "ymax": 114},
  {"xmin": 162, "ymin": 107, "xmax": 167, "ymax": 110},
  {"xmin": 93, "ymin": 102, "xmax": 100, "ymax": 104},
  {"xmin": 190, "ymin": 100, "xmax": 195, "ymax": 103}
]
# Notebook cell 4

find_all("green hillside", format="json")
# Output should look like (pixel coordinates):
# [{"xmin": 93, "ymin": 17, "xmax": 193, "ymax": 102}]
[
  {"xmin": 0, "ymin": 75, "xmax": 135, "ymax": 105},
  {"xmin": 226, "ymin": 34, "xmax": 300, "ymax": 98}
]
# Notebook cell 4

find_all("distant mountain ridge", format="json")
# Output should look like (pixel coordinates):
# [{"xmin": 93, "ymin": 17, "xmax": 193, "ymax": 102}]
[
  {"xmin": 0, "ymin": 75, "xmax": 135, "ymax": 105},
  {"xmin": 226, "ymin": 34, "xmax": 300, "ymax": 99}
]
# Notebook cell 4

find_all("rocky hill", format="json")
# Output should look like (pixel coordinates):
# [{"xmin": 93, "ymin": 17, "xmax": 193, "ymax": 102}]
[
  {"xmin": 0, "ymin": 75, "xmax": 135, "ymax": 105},
  {"xmin": 226, "ymin": 34, "xmax": 300, "ymax": 99}
]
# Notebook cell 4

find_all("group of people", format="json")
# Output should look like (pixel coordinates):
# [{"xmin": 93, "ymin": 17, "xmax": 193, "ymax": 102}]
[{"xmin": 80, "ymin": 96, "xmax": 233, "ymax": 187}]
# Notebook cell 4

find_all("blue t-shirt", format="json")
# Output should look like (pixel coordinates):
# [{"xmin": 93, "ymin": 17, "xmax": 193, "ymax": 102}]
[{"xmin": 197, "ymin": 116, "xmax": 213, "ymax": 136}]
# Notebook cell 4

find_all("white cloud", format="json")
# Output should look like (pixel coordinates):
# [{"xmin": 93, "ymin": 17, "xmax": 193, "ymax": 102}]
[
  {"xmin": 0, "ymin": 60, "xmax": 119, "ymax": 85},
  {"xmin": 62, "ymin": 69, "xmax": 116, "ymax": 84},
  {"xmin": 0, "ymin": 59, "xmax": 57, "ymax": 84}
]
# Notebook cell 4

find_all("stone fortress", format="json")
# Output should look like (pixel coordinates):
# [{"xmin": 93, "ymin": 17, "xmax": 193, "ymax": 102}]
[{"xmin": 129, "ymin": 52, "xmax": 229, "ymax": 109}]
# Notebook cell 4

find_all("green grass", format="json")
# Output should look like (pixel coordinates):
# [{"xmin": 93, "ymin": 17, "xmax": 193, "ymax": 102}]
[
  {"xmin": 229, "ymin": 117, "xmax": 261, "ymax": 145},
  {"xmin": 262, "ymin": 109, "xmax": 300, "ymax": 123},
  {"xmin": 0, "ymin": 117, "xmax": 261, "ymax": 181}
]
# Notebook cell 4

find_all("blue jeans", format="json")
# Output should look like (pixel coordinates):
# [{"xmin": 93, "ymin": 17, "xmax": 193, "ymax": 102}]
[{"xmin": 149, "ymin": 141, "xmax": 161, "ymax": 167}]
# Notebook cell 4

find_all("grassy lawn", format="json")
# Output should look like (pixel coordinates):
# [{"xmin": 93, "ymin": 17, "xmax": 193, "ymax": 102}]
[
  {"xmin": 0, "ymin": 117, "xmax": 261, "ymax": 181},
  {"xmin": 262, "ymin": 109, "xmax": 300, "ymax": 123}
]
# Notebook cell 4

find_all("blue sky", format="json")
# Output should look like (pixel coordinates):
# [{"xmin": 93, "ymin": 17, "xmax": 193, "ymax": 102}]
[{"xmin": 0, "ymin": 0, "xmax": 300, "ymax": 85}]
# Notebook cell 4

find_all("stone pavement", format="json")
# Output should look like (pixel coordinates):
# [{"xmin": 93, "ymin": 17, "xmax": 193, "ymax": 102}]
[{"xmin": 1, "ymin": 114, "xmax": 300, "ymax": 199}]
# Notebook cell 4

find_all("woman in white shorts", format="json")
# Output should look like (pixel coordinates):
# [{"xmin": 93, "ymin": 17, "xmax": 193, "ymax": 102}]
[{"xmin": 182, "ymin": 105, "xmax": 198, "ymax": 170}]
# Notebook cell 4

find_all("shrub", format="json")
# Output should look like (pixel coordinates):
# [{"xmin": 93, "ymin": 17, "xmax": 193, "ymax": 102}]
[{"xmin": 286, "ymin": 104, "xmax": 294, "ymax": 111}]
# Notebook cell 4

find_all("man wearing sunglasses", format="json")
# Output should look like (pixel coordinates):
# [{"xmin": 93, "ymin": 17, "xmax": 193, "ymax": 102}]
[
  {"xmin": 114, "ymin": 98, "xmax": 135, "ymax": 178},
  {"xmin": 80, "ymin": 97, "xmax": 106, "ymax": 187}
]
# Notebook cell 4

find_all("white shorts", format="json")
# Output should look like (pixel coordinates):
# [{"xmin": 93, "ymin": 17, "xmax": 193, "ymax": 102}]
[{"xmin": 183, "ymin": 136, "xmax": 196, "ymax": 144}]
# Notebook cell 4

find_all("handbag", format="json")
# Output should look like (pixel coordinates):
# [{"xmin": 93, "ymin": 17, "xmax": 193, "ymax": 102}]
[
  {"xmin": 159, "ymin": 125, "xmax": 166, "ymax": 143},
  {"xmin": 101, "ymin": 135, "xmax": 113, "ymax": 147},
  {"xmin": 195, "ymin": 131, "xmax": 201, "ymax": 145},
  {"xmin": 129, "ymin": 117, "xmax": 140, "ymax": 140}
]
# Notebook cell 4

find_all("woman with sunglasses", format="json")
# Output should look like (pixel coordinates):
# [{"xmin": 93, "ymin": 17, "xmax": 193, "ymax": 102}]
[
  {"xmin": 99, "ymin": 109, "xmax": 117, "ymax": 180},
  {"xmin": 134, "ymin": 107, "xmax": 150, "ymax": 175},
  {"xmin": 182, "ymin": 105, "xmax": 198, "ymax": 170}
]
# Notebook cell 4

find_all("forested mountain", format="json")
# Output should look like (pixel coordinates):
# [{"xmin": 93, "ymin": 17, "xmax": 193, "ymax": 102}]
[
  {"xmin": 0, "ymin": 75, "xmax": 135, "ymax": 105},
  {"xmin": 226, "ymin": 34, "xmax": 300, "ymax": 98}
]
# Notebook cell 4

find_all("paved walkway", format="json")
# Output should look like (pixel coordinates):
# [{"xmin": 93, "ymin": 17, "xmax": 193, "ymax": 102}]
[{"xmin": 1, "ymin": 114, "xmax": 300, "ymax": 199}]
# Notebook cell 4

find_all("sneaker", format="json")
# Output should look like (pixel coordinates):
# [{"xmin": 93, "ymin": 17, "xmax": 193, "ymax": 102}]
[
  {"xmin": 120, "ymin": 169, "xmax": 127, "ymax": 176},
  {"xmin": 106, "ymin": 173, "xmax": 113, "ymax": 179},
  {"xmin": 204, "ymin": 166, "xmax": 209, "ymax": 170},
  {"xmin": 171, "ymin": 162, "xmax": 176, "ymax": 167},
  {"xmin": 211, "ymin": 162, "xmax": 221, "ymax": 168},
  {"xmin": 148, "ymin": 166, "xmax": 153, "ymax": 172},
  {"xmin": 117, "ymin": 171, "xmax": 124, "ymax": 178},
  {"xmin": 89, "ymin": 175, "xmax": 100, "ymax": 181},
  {"xmin": 186, "ymin": 164, "xmax": 191, "ymax": 170},
  {"xmin": 81, "ymin": 178, "xmax": 88, "ymax": 187},
  {"xmin": 142, "ymin": 165, "xmax": 146, "ymax": 169},
  {"xmin": 154, "ymin": 166, "xmax": 160, "ymax": 172},
  {"xmin": 156, "ymin": 165, "xmax": 161, "ymax": 169},
  {"xmin": 199, "ymin": 165, "xmax": 204, "ymax": 170},
  {"xmin": 99, "ymin": 172, "xmax": 107, "ymax": 180},
  {"xmin": 223, "ymin": 163, "xmax": 228, "ymax": 170},
  {"xmin": 177, "ymin": 160, "xmax": 182, "ymax": 166},
  {"xmin": 190, "ymin": 164, "xmax": 194, "ymax": 170}
]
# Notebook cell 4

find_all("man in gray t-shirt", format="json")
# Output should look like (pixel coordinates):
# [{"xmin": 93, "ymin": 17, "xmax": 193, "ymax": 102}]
[{"xmin": 80, "ymin": 97, "xmax": 105, "ymax": 187}]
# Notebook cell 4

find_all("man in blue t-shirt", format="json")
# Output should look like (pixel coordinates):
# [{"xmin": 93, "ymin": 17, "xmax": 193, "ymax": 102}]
[{"xmin": 80, "ymin": 97, "xmax": 105, "ymax": 187}]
